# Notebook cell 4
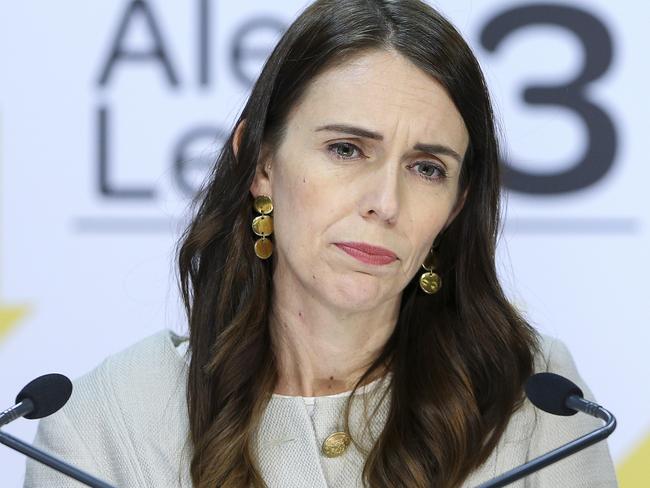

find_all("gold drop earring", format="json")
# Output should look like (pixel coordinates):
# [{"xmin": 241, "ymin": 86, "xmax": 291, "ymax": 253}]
[
  {"xmin": 419, "ymin": 247, "xmax": 441, "ymax": 294},
  {"xmin": 252, "ymin": 195, "xmax": 273, "ymax": 259}
]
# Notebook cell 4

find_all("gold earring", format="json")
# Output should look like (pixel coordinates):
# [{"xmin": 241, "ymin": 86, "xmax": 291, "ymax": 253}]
[
  {"xmin": 252, "ymin": 195, "xmax": 273, "ymax": 259},
  {"xmin": 419, "ymin": 247, "xmax": 441, "ymax": 294}
]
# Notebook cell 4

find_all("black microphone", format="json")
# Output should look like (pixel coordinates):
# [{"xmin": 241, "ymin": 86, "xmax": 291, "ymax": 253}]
[
  {"xmin": 0, "ymin": 373, "xmax": 72, "ymax": 427},
  {"xmin": 0, "ymin": 374, "xmax": 115, "ymax": 488},
  {"xmin": 475, "ymin": 372, "xmax": 616, "ymax": 488}
]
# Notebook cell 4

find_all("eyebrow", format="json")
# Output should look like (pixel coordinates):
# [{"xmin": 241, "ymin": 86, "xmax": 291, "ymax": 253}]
[{"xmin": 315, "ymin": 123, "xmax": 463, "ymax": 164}]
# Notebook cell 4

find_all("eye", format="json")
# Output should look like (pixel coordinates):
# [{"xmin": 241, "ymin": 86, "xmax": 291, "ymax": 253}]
[
  {"xmin": 327, "ymin": 142, "xmax": 363, "ymax": 160},
  {"xmin": 410, "ymin": 161, "xmax": 448, "ymax": 182}
]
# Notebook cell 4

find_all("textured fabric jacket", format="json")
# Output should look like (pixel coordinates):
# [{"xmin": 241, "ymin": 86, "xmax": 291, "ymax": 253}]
[{"xmin": 23, "ymin": 329, "xmax": 618, "ymax": 487}]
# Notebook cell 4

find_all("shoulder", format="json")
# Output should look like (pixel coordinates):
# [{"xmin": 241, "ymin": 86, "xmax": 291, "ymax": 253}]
[
  {"xmin": 533, "ymin": 333, "xmax": 587, "ymax": 391},
  {"xmin": 72, "ymin": 328, "xmax": 190, "ymax": 432},
  {"xmin": 508, "ymin": 333, "xmax": 617, "ymax": 487},
  {"xmin": 86, "ymin": 328, "xmax": 188, "ymax": 394},
  {"xmin": 25, "ymin": 329, "xmax": 192, "ymax": 487},
  {"xmin": 485, "ymin": 334, "xmax": 583, "ymax": 448},
  {"xmin": 69, "ymin": 329, "xmax": 189, "ymax": 415}
]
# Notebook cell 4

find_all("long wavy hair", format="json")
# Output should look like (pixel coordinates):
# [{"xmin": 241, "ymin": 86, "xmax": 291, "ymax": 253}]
[{"xmin": 177, "ymin": 0, "xmax": 538, "ymax": 486}]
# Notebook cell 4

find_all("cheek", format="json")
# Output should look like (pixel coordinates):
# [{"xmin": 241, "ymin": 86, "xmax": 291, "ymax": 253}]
[
  {"xmin": 271, "ymin": 173, "xmax": 327, "ymax": 253},
  {"xmin": 405, "ymin": 196, "xmax": 456, "ymax": 263}
]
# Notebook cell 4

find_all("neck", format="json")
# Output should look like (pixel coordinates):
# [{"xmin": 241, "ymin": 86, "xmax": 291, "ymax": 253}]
[{"xmin": 270, "ymin": 276, "xmax": 399, "ymax": 397}]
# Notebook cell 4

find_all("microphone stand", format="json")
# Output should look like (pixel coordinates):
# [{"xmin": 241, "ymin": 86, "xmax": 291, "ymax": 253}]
[
  {"xmin": 0, "ymin": 429, "xmax": 115, "ymax": 488},
  {"xmin": 0, "ymin": 399, "xmax": 34, "ymax": 428},
  {"xmin": 475, "ymin": 397, "xmax": 616, "ymax": 488}
]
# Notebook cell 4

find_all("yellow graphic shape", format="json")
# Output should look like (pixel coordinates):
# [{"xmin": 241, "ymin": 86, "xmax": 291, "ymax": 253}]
[
  {"xmin": 0, "ymin": 305, "xmax": 29, "ymax": 341},
  {"xmin": 0, "ymin": 112, "xmax": 28, "ymax": 342},
  {"xmin": 618, "ymin": 432, "xmax": 650, "ymax": 486},
  {"xmin": 0, "ymin": 114, "xmax": 30, "ymax": 342}
]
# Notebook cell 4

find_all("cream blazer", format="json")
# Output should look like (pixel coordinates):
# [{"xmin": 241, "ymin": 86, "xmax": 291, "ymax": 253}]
[{"xmin": 23, "ymin": 330, "xmax": 618, "ymax": 487}]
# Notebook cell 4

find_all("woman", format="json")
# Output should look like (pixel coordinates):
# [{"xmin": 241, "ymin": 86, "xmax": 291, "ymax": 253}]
[{"xmin": 24, "ymin": 0, "xmax": 617, "ymax": 487}]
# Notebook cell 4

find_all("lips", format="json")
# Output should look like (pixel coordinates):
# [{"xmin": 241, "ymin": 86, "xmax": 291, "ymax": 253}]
[{"xmin": 334, "ymin": 242, "xmax": 398, "ymax": 266}]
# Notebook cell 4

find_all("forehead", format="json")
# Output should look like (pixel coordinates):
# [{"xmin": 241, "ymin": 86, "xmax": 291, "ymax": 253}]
[{"xmin": 287, "ymin": 49, "xmax": 469, "ymax": 152}]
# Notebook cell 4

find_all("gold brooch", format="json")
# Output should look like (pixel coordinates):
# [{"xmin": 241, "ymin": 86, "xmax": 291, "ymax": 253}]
[{"xmin": 321, "ymin": 431, "xmax": 351, "ymax": 458}]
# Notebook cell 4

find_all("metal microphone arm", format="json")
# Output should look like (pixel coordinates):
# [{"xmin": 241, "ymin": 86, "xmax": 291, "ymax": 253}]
[
  {"xmin": 0, "ymin": 399, "xmax": 34, "ymax": 428},
  {"xmin": 474, "ymin": 399, "xmax": 616, "ymax": 488},
  {"xmin": 0, "ymin": 428, "xmax": 116, "ymax": 488}
]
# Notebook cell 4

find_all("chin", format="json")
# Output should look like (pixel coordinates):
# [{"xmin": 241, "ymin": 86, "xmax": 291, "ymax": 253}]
[{"xmin": 326, "ymin": 276, "xmax": 387, "ymax": 311}]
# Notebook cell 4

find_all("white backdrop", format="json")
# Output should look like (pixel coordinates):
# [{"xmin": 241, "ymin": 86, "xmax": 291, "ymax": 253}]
[{"xmin": 1, "ymin": 1, "xmax": 647, "ymax": 486}]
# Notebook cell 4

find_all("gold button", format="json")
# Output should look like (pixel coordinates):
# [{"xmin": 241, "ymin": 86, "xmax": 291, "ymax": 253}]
[{"xmin": 321, "ymin": 431, "xmax": 351, "ymax": 458}]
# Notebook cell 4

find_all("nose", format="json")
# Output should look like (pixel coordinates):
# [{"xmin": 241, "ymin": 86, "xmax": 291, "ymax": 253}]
[{"xmin": 358, "ymin": 159, "xmax": 401, "ymax": 225}]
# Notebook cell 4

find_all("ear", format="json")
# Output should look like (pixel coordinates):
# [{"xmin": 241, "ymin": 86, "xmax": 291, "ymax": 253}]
[
  {"xmin": 233, "ymin": 119, "xmax": 273, "ymax": 198},
  {"xmin": 443, "ymin": 187, "xmax": 468, "ymax": 229},
  {"xmin": 250, "ymin": 159, "xmax": 273, "ymax": 199}
]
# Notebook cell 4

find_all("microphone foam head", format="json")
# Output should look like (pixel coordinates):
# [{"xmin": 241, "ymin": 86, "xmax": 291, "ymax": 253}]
[
  {"xmin": 525, "ymin": 372, "xmax": 583, "ymax": 416},
  {"xmin": 16, "ymin": 373, "xmax": 73, "ymax": 419}
]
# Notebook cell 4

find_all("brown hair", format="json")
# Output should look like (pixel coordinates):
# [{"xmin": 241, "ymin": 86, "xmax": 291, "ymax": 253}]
[{"xmin": 177, "ymin": 0, "xmax": 538, "ymax": 486}]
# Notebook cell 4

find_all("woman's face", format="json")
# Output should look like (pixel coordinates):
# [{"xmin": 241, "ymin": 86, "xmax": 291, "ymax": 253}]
[{"xmin": 251, "ymin": 49, "xmax": 469, "ymax": 313}]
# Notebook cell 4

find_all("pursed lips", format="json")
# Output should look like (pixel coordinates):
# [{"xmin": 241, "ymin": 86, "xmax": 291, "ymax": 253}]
[{"xmin": 334, "ymin": 242, "xmax": 398, "ymax": 265}]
